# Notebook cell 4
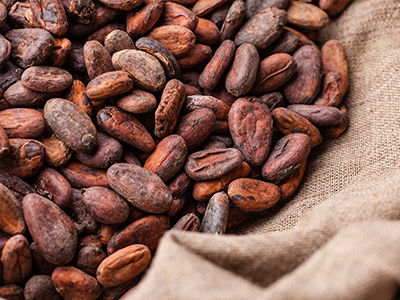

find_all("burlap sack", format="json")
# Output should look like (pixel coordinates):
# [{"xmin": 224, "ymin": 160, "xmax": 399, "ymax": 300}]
[{"xmin": 126, "ymin": 0, "xmax": 400, "ymax": 299}]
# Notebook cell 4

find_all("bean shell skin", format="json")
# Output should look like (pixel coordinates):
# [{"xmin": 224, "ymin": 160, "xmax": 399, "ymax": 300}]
[
  {"xmin": 225, "ymin": 43, "xmax": 259, "ymax": 97},
  {"xmin": 44, "ymin": 98, "xmax": 98, "ymax": 154},
  {"xmin": 229, "ymin": 98, "xmax": 273, "ymax": 166},
  {"xmin": 81, "ymin": 187, "xmax": 129, "ymax": 225},
  {"xmin": 283, "ymin": 45, "xmax": 322, "ymax": 104},
  {"xmin": 97, "ymin": 106, "xmax": 155, "ymax": 153},
  {"xmin": 261, "ymin": 133, "xmax": 311, "ymax": 182},
  {"xmin": 23, "ymin": 193, "xmax": 77, "ymax": 265},
  {"xmin": 235, "ymin": 7, "xmax": 287, "ymax": 50},
  {"xmin": 228, "ymin": 178, "xmax": 281, "ymax": 212},
  {"xmin": 107, "ymin": 163, "xmax": 173, "ymax": 214},
  {"xmin": 185, "ymin": 148, "xmax": 244, "ymax": 181},
  {"xmin": 107, "ymin": 214, "xmax": 170, "ymax": 254},
  {"xmin": 96, "ymin": 244, "xmax": 151, "ymax": 287}
]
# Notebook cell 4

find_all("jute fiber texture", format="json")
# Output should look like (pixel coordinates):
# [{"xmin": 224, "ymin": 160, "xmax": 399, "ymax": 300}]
[{"xmin": 126, "ymin": 0, "xmax": 400, "ymax": 299}]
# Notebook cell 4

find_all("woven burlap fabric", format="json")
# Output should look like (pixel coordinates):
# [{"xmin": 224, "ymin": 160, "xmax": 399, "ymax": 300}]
[{"xmin": 126, "ymin": 0, "xmax": 400, "ymax": 299}]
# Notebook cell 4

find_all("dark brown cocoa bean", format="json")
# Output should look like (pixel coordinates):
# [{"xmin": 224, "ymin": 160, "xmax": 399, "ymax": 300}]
[
  {"xmin": 60, "ymin": 0, "xmax": 96, "ymax": 24},
  {"xmin": 167, "ymin": 172, "xmax": 191, "ymax": 217},
  {"xmin": 185, "ymin": 148, "xmax": 244, "ymax": 181},
  {"xmin": 186, "ymin": 95, "xmax": 230, "ymax": 120},
  {"xmin": 199, "ymin": 191, "xmax": 229, "ymax": 234},
  {"xmin": 226, "ymin": 201, "xmax": 251, "ymax": 229},
  {"xmin": 225, "ymin": 43, "xmax": 259, "ymax": 97},
  {"xmin": 0, "ymin": 61, "xmax": 23, "ymax": 92},
  {"xmin": 104, "ymin": 30, "xmax": 135, "ymax": 55},
  {"xmin": 319, "ymin": 103, "xmax": 348, "ymax": 139},
  {"xmin": 172, "ymin": 213, "xmax": 200, "ymax": 231},
  {"xmin": 198, "ymin": 39, "xmax": 236, "ymax": 90},
  {"xmin": 0, "ymin": 34, "xmax": 11, "ymax": 70},
  {"xmin": 314, "ymin": 72, "xmax": 344, "ymax": 107},
  {"xmin": 1, "ymin": 234, "xmax": 31, "ymax": 286},
  {"xmin": 287, "ymin": 104, "xmax": 343, "ymax": 126},
  {"xmin": 68, "ymin": 188, "xmax": 99, "ymax": 233},
  {"xmin": 250, "ymin": 53, "xmax": 297, "ymax": 95},
  {"xmin": 97, "ymin": 106, "xmax": 155, "ymax": 153},
  {"xmin": 0, "ymin": 139, "xmax": 45, "ymax": 179},
  {"xmin": 126, "ymin": 0, "xmax": 164, "ymax": 38},
  {"xmin": 0, "ymin": 285, "xmax": 24, "ymax": 300},
  {"xmin": 23, "ymin": 193, "xmax": 77, "ymax": 265},
  {"xmin": 0, "ymin": 174, "xmax": 36, "ymax": 204},
  {"xmin": 0, "ymin": 108, "xmax": 45, "ymax": 139},
  {"xmin": 81, "ymin": 187, "xmax": 129, "ymax": 224},
  {"xmin": 135, "ymin": 37, "xmax": 181, "ymax": 79},
  {"xmin": 261, "ymin": 28, "xmax": 299, "ymax": 58},
  {"xmin": 107, "ymin": 214, "xmax": 170, "ymax": 254},
  {"xmin": 115, "ymin": 89, "xmax": 157, "ymax": 115},
  {"xmin": 97, "ymin": 244, "xmax": 151, "ymax": 287},
  {"xmin": 229, "ymin": 98, "xmax": 273, "ymax": 166},
  {"xmin": 8, "ymin": 2, "xmax": 41, "ymax": 28},
  {"xmin": 220, "ymin": 0, "xmax": 246, "ymax": 41},
  {"xmin": 59, "ymin": 159, "xmax": 109, "ymax": 189},
  {"xmin": 21, "ymin": 66, "xmax": 72, "ymax": 93},
  {"xmin": 29, "ymin": 0, "xmax": 68, "ymax": 36},
  {"xmin": 86, "ymin": 71, "xmax": 134, "ymax": 102},
  {"xmin": 246, "ymin": 0, "xmax": 289, "ymax": 19},
  {"xmin": 107, "ymin": 163, "xmax": 172, "ymax": 214},
  {"xmin": 30, "ymin": 243, "xmax": 57, "ymax": 276},
  {"xmin": 256, "ymin": 92, "xmax": 285, "ymax": 111},
  {"xmin": 235, "ymin": 7, "xmax": 287, "ymax": 50},
  {"xmin": 283, "ymin": 45, "xmax": 322, "ymax": 104},
  {"xmin": 65, "ymin": 40, "xmax": 86, "ymax": 72},
  {"xmin": 286, "ymin": 1, "xmax": 329, "ymax": 30},
  {"xmin": 87, "ymin": 23, "xmax": 126, "ymax": 44},
  {"xmin": 5, "ymin": 28, "xmax": 54, "ymax": 68},
  {"xmin": 146, "ymin": 25, "xmax": 196, "ymax": 58},
  {"xmin": 98, "ymin": 277, "xmax": 140, "ymax": 300},
  {"xmin": 271, "ymin": 107, "xmax": 323, "ymax": 147},
  {"xmin": 175, "ymin": 108, "xmax": 217, "ymax": 152},
  {"xmin": 154, "ymin": 79, "xmax": 186, "ymax": 138},
  {"xmin": 76, "ymin": 246, "xmax": 106, "ymax": 277},
  {"xmin": 32, "ymin": 167, "xmax": 72, "ymax": 208},
  {"xmin": 43, "ymin": 37, "xmax": 72, "ymax": 67},
  {"xmin": 112, "ymin": 49, "xmax": 166, "ymax": 92},
  {"xmin": 24, "ymin": 275, "xmax": 63, "ymax": 300},
  {"xmin": 84, "ymin": 40, "xmax": 114, "ymax": 81},
  {"xmin": 52, "ymin": 266, "xmax": 103, "ymax": 300},
  {"xmin": 227, "ymin": 178, "xmax": 281, "ymax": 211},
  {"xmin": 261, "ymin": 133, "xmax": 311, "ymax": 182}
]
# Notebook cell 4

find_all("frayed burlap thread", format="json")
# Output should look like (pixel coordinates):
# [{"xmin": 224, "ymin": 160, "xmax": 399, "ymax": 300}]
[{"xmin": 125, "ymin": 0, "xmax": 400, "ymax": 299}]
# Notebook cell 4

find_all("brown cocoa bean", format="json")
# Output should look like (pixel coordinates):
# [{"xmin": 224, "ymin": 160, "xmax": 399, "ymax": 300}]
[
  {"xmin": 81, "ymin": 186, "xmax": 129, "ymax": 224},
  {"xmin": 60, "ymin": 0, "xmax": 96, "ymax": 24},
  {"xmin": 186, "ymin": 95, "xmax": 230, "ymax": 120},
  {"xmin": 21, "ymin": 66, "xmax": 73, "ymax": 93},
  {"xmin": 30, "ymin": 243, "xmax": 57, "ymax": 276},
  {"xmin": 68, "ymin": 188, "xmax": 99, "ymax": 233},
  {"xmin": 4, "ymin": 28, "xmax": 54, "ymax": 69},
  {"xmin": 261, "ymin": 133, "xmax": 311, "ymax": 182},
  {"xmin": 278, "ymin": 159, "xmax": 307, "ymax": 200},
  {"xmin": 228, "ymin": 178, "xmax": 281, "ymax": 212},
  {"xmin": 167, "ymin": 171, "xmax": 191, "ymax": 217},
  {"xmin": 52, "ymin": 266, "xmax": 102, "ymax": 300},
  {"xmin": 24, "ymin": 275, "xmax": 63, "ymax": 300},
  {"xmin": 199, "ymin": 191, "xmax": 229, "ymax": 234},
  {"xmin": 158, "ymin": 1, "xmax": 198, "ymax": 32},
  {"xmin": 283, "ymin": 45, "xmax": 322, "ymax": 104},
  {"xmin": 23, "ymin": 193, "xmax": 77, "ymax": 265},
  {"xmin": 175, "ymin": 108, "xmax": 217, "ymax": 152},
  {"xmin": 115, "ymin": 89, "xmax": 157, "ymax": 114},
  {"xmin": 199, "ymin": 39, "xmax": 236, "ymax": 90},
  {"xmin": 59, "ymin": 159, "xmax": 109, "ymax": 189},
  {"xmin": 192, "ymin": 0, "xmax": 229, "ymax": 16},
  {"xmin": 97, "ymin": 244, "xmax": 151, "ymax": 287},
  {"xmin": 246, "ymin": 0, "xmax": 289, "ymax": 19},
  {"xmin": 185, "ymin": 148, "xmax": 244, "ymax": 181},
  {"xmin": 250, "ymin": 53, "xmax": 297, "ymax": 95},
  {"xmin": 0, "ymin": 285, "xmax": 24, "ymax": 300},
  {"xmin": 256, "ymin": 92, "xmax": 285, "ymax": 111},
  {"xmin": 86, "ymin": 71, "xmax": 134, "ymax": 102},
  {"xmin": 65, "ymin": 40, "xmax": 86, "ymax": 72},
  {"xmin": 83, "ymin": 40, "xmax": 113, "ymax": 80},
  {"xmin": 287, "ymin": 1, "xmax": 329, "ymax": 30},
  {"xmin": 107, "ymin": 214, "xmax": 170, "ymax": 254},
  {"xmin": 319, "ymin": 103, "xmax": 349, "ymax": 139},
  {"xmin": 229, "ymin": 98, "xmax": 273, "ymax": 166},
  {"xmin": 1, "ymin": 234, "xmax": 31, "ymax": 286},
  {"xmin": 30, "ymin": 0, "xmax": 69, "ymax": 36},
  {"xmin": 104, "ymin": 29, "xmax": 135, "ymax": 55},
  {"xmin": 112, "ymin": 49, "xmax": 166, "ymax": 92},
  {"xmin": 146, "ymin": 25, "xmax": 196, "ymax": 58},
  {"xmin": 43, "ymin": 37, "xmax": 72, "ymax": 67},
  {"xmin": 126, "ymin": 0, "xmax": 164, "ymax": 38},
  {"xmin": 0, "ymin": 34, "xmax": 11, "ymax": 70},
  {"xmin": 154, "ymin": 79, "xmax": 186, "ymax": 138},
  {"xmin": 172, "ymin": 213, "xmax": 200, "ymax": 231},
  {"xmin": 144, "ymin": 135, "xmax": 188, "ymax": 182},
  {"xmin": 314, "ymin": 72, "xmax": 344, "ymax": 107},
  {"xmin": 32, "ymin": 167, "xmax": 72, "ymax": 208},
  {"xmin": 97, "ymin": 106, "xmax": 155, "ymax": 153},
  {"xmin": 65, "ymin": 80, "xmax": 93, "ymax": 116},
  {"xmin": 0, "ymin": 108, "xmax": 45, "ymax": 139},
  {"xmin": 261, "ymin": 28, "xmax": 299, "ymax": 57},
  {"xmin": 37, "ymin": 130, "xmax": 73, "ymax": 167},
  {"xmin": 8, "ymin": 2, "xmax": 41, "ymax": 28},
  {"xmin": 98, "ymin": 0, "xmax": 142, "ymax": 10},
  {"xmin": 44, "ymin": 98, "xmax": 98, "ymax": 154},
  {"xmin": 177, "ymin": 44, "xmax": 213, "ymax": 69},
  {"xmin": 0, "ymin": 174, "xmax": 36, "ymax": 204},
  {"xmin": 76, "ymin": 246, "xmax": 106, "ymax": 277},
  {"xmin": 0, "ymin": 139, "xmax": 45, "ymax": 179},
  {"xmin": 235, "ymin": 7, "xmax": 287, "ymax": 50},
  {"xmin": 0, "ymin": 125, "xmax": 9, "ymax": 158},
  {"xmin": 287, "ymin": 104, "xmax": 343, "ymax": 126},
  {"xmin": 107, "ymin": 163, "xmax": 172, "ymax": 214},
  {"xmin": 271, "ymin": 107, "xmax": 323, "ymax": 147},
  {"xmin": 226, "ymin": 201, "xmax": 251, "ymax": 229},
  {"xmin": 319, "ymin": 0, "xmax": 352, "ymax": 16},
  {"xmin": 0, "ymin": 183, "xmax": 25, "ymax": 236},
  {"xmin": 195, "ymin": 17, "xmax": 220, "ymax": 46},
  {"xmin": 220, "ymin": 0, "xmax": 246, "ymax": 41},
  {"xmin": 0, "ymin": 61, "xmax": 23, "ymax": 92}
]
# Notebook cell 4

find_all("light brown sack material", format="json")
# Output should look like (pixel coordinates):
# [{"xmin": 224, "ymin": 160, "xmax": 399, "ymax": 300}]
[{"xmin": 126, "ymin": 0, "xmax": 400, "ymax": 299}]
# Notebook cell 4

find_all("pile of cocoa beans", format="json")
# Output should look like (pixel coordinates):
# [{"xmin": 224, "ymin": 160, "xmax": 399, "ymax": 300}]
[{"xmin": 0, "ymin": 0, "xmax": 351, "ymax": 299}]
